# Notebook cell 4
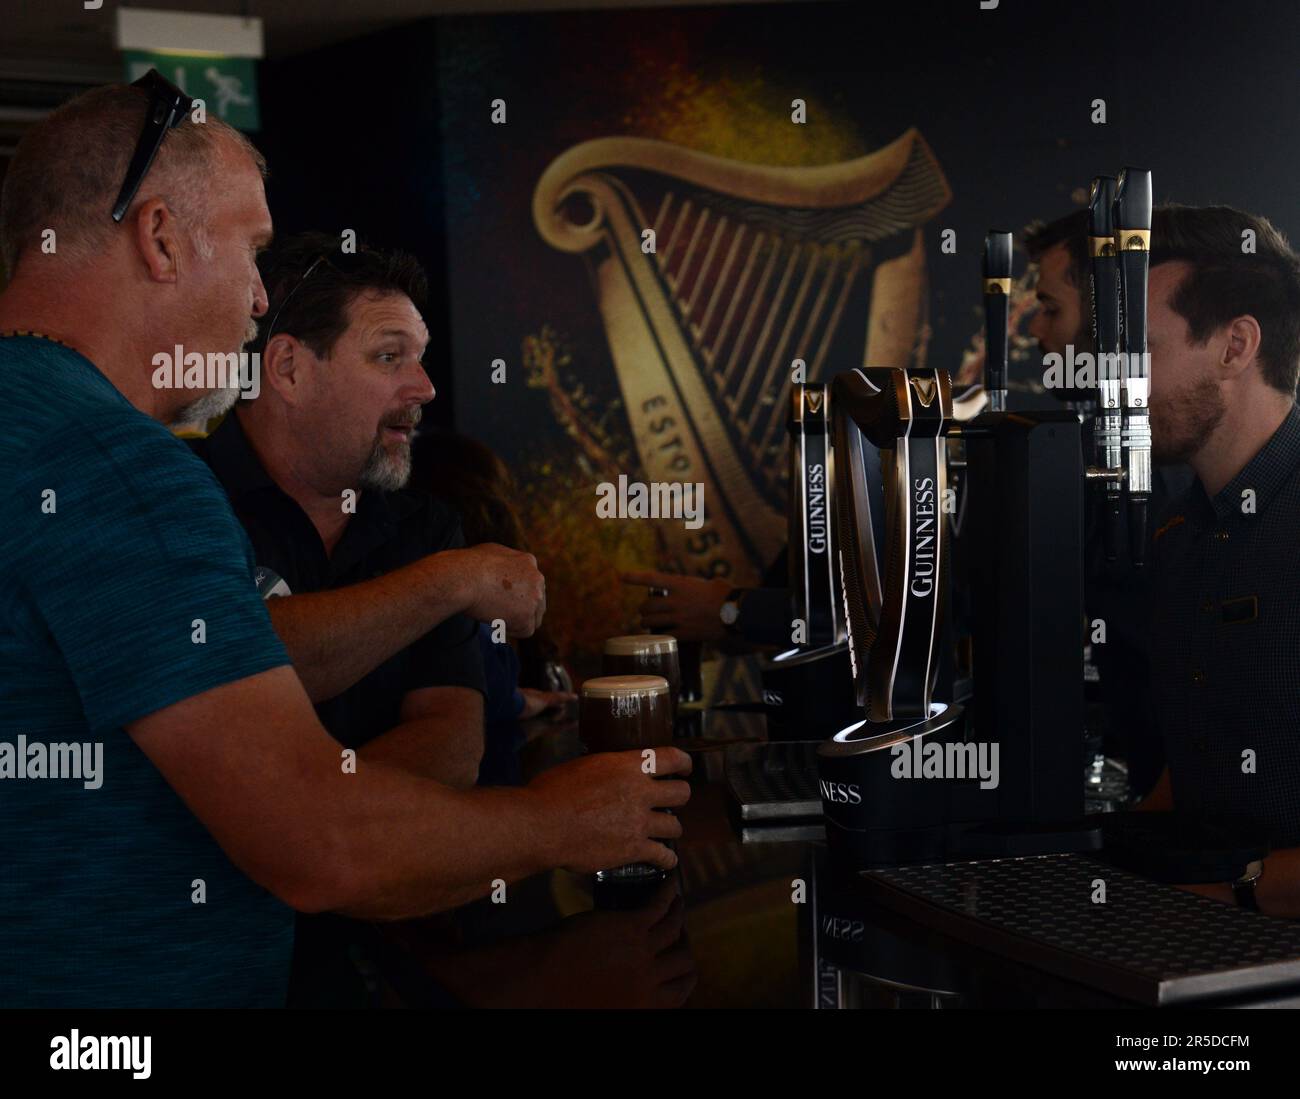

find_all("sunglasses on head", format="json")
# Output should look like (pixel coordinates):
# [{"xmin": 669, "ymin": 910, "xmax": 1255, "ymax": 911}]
[
  {"xmin": 260, "ymin": 250, "xmax": 372, "ymax": 349},
  {"xmin": 111, "ymin": 69, "xmax": 194, "ymax": 224}
]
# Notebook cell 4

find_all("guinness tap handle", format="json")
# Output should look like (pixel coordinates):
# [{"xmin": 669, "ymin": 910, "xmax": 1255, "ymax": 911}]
[
  {"xmin": 1114, "ymin": 168, "xmax": 1153, "ymax": 567},
  {"xmin": 1089, "ymin": 176, "xmax": 1123, "ymax": 562},
  {"xmin": 982, "ymin": 231, "xmax": 1013, "ymax": 413},
  {"xmin": 1089, "ymin": 177, "xmax": 1121, "ymax": 360},
  {"xmin": 1114, "ymin": 169, "xmax": 1152, "ymax": 360}
]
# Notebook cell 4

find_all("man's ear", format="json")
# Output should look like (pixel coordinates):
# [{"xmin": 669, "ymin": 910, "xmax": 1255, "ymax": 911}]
[
  {"xmin": 1221, "ymin": 315, "xmax": 1263, "ymax": 379},
  {"xmin": 260, "ymin": 334, "xmax": 309, "ymax": 403},
  {"xmin": 131, "ymin": 198, "xmax": 182, "ymax": 283}
]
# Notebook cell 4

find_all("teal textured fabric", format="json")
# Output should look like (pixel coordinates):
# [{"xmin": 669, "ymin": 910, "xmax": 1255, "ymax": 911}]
[{"xmin": 0, "ymin": 336, "xmax": 294, "ymax": 1007}]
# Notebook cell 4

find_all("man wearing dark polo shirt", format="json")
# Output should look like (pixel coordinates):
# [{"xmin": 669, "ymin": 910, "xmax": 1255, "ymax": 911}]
[
  {"xmin": 191, "ymin": 235, "xmax": 492, "ymax": 786},
  {"xmin": 0, "ymin": 79, "xmax": 690, "ymax": 1008},
  {"xmin": 190, "ymin": 233, "xmax": 499, "ymax": 1004},
  {"xmin": 1136, "ymin": 205, "xmax": 1300, "ymax": 917}
]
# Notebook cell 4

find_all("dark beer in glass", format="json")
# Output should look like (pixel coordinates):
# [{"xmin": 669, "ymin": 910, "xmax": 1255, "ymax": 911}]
[
  {"xmin": 603, "ymin": 635, "xmax": 681, "ymax": 724},
  {"xmin": 579, "ymin": 674, "xmax": 673, "ymax": 895}
]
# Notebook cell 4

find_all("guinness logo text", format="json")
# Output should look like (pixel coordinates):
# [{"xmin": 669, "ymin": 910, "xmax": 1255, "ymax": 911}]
[{"xmin": 807, "ymin": 462, "xmax": 827, "ymax": 554}]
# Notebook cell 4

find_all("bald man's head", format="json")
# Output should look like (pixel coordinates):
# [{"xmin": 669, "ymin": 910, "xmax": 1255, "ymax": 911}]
[
  {"xmin": 0, "ymin": 82, "xmax": 275, "ymax": 425},
  {"xmin": 0, "ymin": 82, "xmax": 265, "ymax": 275}
]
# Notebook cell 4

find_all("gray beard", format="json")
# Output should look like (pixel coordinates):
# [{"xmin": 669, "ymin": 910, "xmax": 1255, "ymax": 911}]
[
  {"xmin": 358, "ymin": 435, "xmax": 412, "ymax": 492},
  {"xmin": 169, "ymin": 383, "xmax": 240, "ymax": 431}
]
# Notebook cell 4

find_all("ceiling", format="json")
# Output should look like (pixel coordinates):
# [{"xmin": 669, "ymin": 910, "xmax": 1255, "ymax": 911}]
[
  {"xmin": 0, "ymin": 0, "xmax": 786, "ymax": 74},
  {"xmin": 0, "ymin": 0, "xmax": 798, "ymax": 155}
]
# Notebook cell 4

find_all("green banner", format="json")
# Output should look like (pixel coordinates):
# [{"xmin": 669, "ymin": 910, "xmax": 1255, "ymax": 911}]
[{"xmin": 124, "ymin": 51, "xmax": 260, "ymax": 132}]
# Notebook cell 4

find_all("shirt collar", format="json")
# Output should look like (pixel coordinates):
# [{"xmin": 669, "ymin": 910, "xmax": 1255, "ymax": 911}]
[
  {"xmin": 1206, "ymin": 401, "xmax": 1300, "ymax": 523},
  {"xmin": 199, "ymin": 408, "xmax": 279, "ymax": 499},
  {"xmin": 199, "ymin": 409, "xmax": 428, "ymax": 571}
]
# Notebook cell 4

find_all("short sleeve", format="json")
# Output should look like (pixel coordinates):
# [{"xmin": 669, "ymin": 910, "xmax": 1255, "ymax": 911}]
[{"xmin": 8, "ymin": 419, "xmax": 290, "ymax": 733}]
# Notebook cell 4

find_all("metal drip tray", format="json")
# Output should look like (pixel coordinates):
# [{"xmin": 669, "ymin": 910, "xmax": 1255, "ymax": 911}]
[
  {"xmin": 861, "ymin": 853, "xmax": 1300, "ymax": 1005},
  {"xmin": 725, "ymin": 741, "xmax": 823, "ymax": 821}
]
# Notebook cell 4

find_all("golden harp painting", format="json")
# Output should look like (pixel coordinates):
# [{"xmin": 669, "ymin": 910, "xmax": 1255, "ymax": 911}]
[
  {"xmin": 437, "ymin": 10, "xmax": 952, "ymax": 682},
  {"xmin": 532, "ymin": 130, "xmax": 951, "ymax": 588}
]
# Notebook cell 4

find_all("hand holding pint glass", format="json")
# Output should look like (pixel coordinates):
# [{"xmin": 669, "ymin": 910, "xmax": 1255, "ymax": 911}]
[{"xmin": 580, "ymin": 674, "xmax": 679, "ymax": 902}]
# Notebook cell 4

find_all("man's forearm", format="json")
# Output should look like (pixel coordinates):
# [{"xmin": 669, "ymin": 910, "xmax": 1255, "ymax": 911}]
[
  {"xmin": 1255, "ymin": 847, "xmax": 1300, "ymax": 917},
  {"xmin": 268, "ymin": 553, "xmax": 472, "ymax": 702},
  {"xmin": 129, "ymin": 668, "xmax": 556, "ymax": 921},
  {"xmin": 1187, "ymin": 847, "xmax": 1300, "ymax": 918},
  {"xmin": 322, "ymin": 766, "xmax": 555, "ymax": 919},
  {"xmin": 360, "ymin": 710, "xmax": 484, "ymax": 788},
  {"xmin": 1133, "ymin": 766, "xmax": 1173, "ymax": 811}
]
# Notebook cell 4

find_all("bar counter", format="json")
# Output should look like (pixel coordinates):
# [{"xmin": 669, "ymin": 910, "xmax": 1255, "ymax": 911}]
[{"xmin": 369, "ymin": 708, "xmax": 1300, "ymax": 1010}]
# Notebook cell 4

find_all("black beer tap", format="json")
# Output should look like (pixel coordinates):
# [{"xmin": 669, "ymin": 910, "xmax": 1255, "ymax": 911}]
[
  {"xmin": 1088, "ymin": 177, "xmax": 1124, "ymax": 561},
  {"xmin": 1114, "ymin": 169, "xmax": 1153, "ymax": 567},
  {"xmin": 982, "ymin": 232, "xmax": 1013, "ymax": 413}
]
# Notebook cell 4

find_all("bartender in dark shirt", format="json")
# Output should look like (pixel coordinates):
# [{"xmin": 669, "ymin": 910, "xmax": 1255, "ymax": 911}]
[
  {"xmin": 1022, "ymin": 210, "xmax": 1194, "ymax": 796},
  {"xmin": 191, "ymin": 232, "xmax": 548, "ymax": 1002},
  {"xmin": 1137, "ymin": 205, "xmax": 1300, "ymax": 917}
]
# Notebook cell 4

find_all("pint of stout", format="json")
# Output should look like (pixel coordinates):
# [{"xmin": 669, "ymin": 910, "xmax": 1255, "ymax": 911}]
[
  {"xmin": 579, "ymin": 674, "xmax": 673, "ymax": 753},
  {"xmin": 603, "ymin": 635, "xmax": 681, "ymax": 723},
  {"xmin": 579, "ymin": 675, "xmax": 673, "ymax": 892}
]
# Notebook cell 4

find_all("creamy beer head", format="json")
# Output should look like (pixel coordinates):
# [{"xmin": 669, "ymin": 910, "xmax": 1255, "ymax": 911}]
[
  {"xmin": 580, "ymin": 674, "xmax": 673, "ymax": 753},
  {"xmin": 602, "ymin": 636, "xmax": 682, "ymax": 722},
  {"xmin": 604, "ymin": 634, "xmax": 678, "ymax": 656},
  {"xmin": 581, "ymin": 674, "xmax": 670, "ymax": 696}
]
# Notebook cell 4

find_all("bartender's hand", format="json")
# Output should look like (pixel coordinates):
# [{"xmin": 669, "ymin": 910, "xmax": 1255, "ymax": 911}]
[
  {"xmin": 622, "ymin": 570, "xmax": 733, "ymax": 642},
  {"xmin": 445, "ymin": 543, "xmax": 546, "ymax": 636}
]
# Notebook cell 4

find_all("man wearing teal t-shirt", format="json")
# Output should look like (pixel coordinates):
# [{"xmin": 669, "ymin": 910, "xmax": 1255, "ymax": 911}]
[{"xmin": 0, "ymin": 77, "xmax": 689, "ymax": 1008}]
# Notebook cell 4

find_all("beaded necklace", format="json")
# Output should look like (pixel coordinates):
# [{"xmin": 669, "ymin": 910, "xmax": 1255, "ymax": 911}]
[{"xmin": 0, "ymin": 329, "xmax": 73, "ymax": 348}]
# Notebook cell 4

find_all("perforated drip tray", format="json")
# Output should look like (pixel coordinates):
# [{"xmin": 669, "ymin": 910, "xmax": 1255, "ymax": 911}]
[
  {"xmin": 725, "ymin": 741, "xmax": 823, "ymax": 821},
  {"xmin": 861, "ymin": 853, "xmax": 1300, "ymax": 1005}
]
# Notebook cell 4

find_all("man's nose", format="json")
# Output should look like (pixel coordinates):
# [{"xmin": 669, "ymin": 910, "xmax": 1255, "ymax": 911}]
[
  {"xmin": 251, "ymin": 270, "xmax": 269, "ymax": 318},
  {"xmin": 407, "ymin": 360, "xmax": 435, "ymax": 404}
]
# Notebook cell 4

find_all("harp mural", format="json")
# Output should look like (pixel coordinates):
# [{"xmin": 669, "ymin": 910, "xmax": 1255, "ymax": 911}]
[
  {"xmin": 436, "ymin": 10, "xmax": 954, "ymax": 685},
  {"xmin": 532, "ymin": 130, "xmax": 951, "ymax": 589}
]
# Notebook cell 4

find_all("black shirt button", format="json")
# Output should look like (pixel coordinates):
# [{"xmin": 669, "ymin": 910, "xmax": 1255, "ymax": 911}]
[
  {"xmin": 1214, "ymin": 530, "xmax": 1230, "ymax": 541},
  {"xmin": 1191, "ymin": 668, "xmax": 1205, "ymax": 684},
  {"xmin": 1200, "ymin": 600, "xmax": 1213, "ymax": 613}
]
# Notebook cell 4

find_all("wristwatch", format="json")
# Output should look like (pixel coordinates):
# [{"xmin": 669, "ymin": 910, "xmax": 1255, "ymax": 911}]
[
  {"xmin": 1232, "ymin": 859, "xmax": 1263, "ymax": 911},
  {"xmin": 719, "ymin": 588, "xmax": 747, "ymax": 636}
]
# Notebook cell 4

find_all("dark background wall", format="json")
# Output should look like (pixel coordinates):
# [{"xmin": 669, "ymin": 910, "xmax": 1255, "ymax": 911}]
[
  {"xmin": 249, "ymin": 0, "xmax": 1300, "ymax": 673},
  {"xmin": 256, "ymin": 0, "xmax": 1300, "ymax": 433},
  {"xmin": 257, "ymin": 25, "xmax": 456, "ymax": 424}
]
